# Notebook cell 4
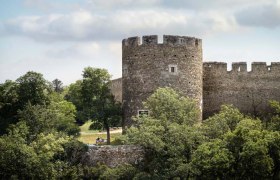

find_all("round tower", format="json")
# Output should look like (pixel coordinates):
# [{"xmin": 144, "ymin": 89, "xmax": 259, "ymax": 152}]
[{"xmin": 122, "ymin": 35, "xmax": 203, "ymax": 127}]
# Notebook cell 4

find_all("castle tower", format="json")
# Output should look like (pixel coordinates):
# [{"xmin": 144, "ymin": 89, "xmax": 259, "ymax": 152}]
[{"xmin": 122, "ymin": 35, "xmax": 203, "ymax": 127}]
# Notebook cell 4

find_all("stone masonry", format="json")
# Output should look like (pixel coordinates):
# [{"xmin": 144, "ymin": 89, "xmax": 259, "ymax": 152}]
[
  {"xmin": 122, "ymin": 35, "xmax": 203, "ymax": 126},
  {"xmin": 110, "ymin": 35, "xmax": 280, "ymax": 126},
  {"xmin": 84, "ymin": 145, "xmax": 144, "ymax": 167}
]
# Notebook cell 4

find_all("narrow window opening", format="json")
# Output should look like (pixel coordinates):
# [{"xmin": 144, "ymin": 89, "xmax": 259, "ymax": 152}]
[
  {"xmin": 238, "ymin": 67, "xmax": 241, "ymax": 72},
  {"xmin": 268, "ymin": 67, "xmax": 271, "ymax": 71},
  {"xmin": 168, "ymin": 65, "xmax": 178, "ymax": 73},
  {"xmin": 138, "ymin": 110, "xmax": 149, "ymax": 117}
]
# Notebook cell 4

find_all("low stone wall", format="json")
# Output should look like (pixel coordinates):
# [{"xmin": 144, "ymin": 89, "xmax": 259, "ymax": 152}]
[{"xmin": 85, "ymin": 145, "xmax": 145, "ymax": 167}]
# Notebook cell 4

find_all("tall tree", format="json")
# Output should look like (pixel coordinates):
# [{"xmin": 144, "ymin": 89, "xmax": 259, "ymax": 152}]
[
  {"xmin": 82, "ymin": 67, "xmax": 121, "ymax": 144},
  {"xmin": 52, "ymin": 79, "xmax": 63, "ymax": 93},
  {"xmin": 67, "ymin": 67, "xmax": 121, "ymax": 144},
  {"xmin": 16, "ymin": 71, "xmax": 51, "ymax": 108}
]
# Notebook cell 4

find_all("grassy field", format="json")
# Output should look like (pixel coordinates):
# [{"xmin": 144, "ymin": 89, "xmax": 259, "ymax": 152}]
[{"xmin": 78, "ymin": 121, "xmax": 122, "ymax": 144}]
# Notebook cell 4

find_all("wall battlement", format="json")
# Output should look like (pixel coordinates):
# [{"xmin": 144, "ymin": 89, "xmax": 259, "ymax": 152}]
[
  {"xmin": 204, "ymin": 61, "xmax": 280, "ymax": 73},
  {"xmin": 116, "ymin": 34, "xmax": 280, "ymax": 125},
  {"xmin": 122, "ymin": 35, "xmax": 202, "ymax": 48}
]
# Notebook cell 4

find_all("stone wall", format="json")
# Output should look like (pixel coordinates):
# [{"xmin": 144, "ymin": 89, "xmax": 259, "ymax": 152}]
[
  {"xmin": 110, "ymin": 78, "xmax": 122, "ymax": 102},
  {"xmin": 122, "ymin": 35, "xmax": 203, "ymax": 126},
  {"xmin": 110, "ymin": 35, "xmax": 280, "ymax": 124},
  {"xmin": 84, "ymin": 145, "xmax": 144, "ymax": 167},
  {"xmin": 203, "ymin": 62, "xmax": 280, "ymax": 119}
]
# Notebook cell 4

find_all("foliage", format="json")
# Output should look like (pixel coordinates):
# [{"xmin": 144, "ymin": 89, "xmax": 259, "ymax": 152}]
[
  {"xmin": 144, "ymin": 87, "xmax": 199, "ymax": 126},
  {"xmin": 201, "ymin": 104, "xmax": 244, "ymax": 139},
  {"xmin": 66, "ymin": 67, "xmax": 122, "ymax": 144},
  {"xmin": 0, "ymin": 72, "xmax": 52, "ymax": 134},
  {"xmin": 119, "ymin": 88, "xmax": 280, "ymax": 179},
  {"xmin": 0, "ymin": 80, "xmax": 19, "ymax": 134},
  {"xmin": 119, "ymin": 88, "xmax": 204, "ymax": 179},
  {"xmin": 18, "ymin": 102, "xmax": 79, "ymax": 138},
  {"xmin": 0, "ymin": 122, "xmax": 70, "ymax": 179},
  {"xmin": 99, "ymin": 164, "xmax": 139, "ymax": 180},
  {"xmin": 52, "ymin": 78, "xmax": 63, "ymax": 93},
  {"xmin": 16, "ymin": 71, "xmax": 51, "ymax": 107}
]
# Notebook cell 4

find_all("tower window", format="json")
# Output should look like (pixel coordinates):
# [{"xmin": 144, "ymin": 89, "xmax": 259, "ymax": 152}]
[
  {"xmin": 168, "ymin": 64, "xmax": 178, "ymax": 74},
  {"xmin": 138, "ymin": 110, "xmax": 149, "ymax": 117}
]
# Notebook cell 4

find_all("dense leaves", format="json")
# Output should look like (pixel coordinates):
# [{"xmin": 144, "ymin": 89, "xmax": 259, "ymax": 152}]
[
  {"xmin": 66, "ymin": 67, "xmax": 121, "ymax": 144},
  {"xmin": 119, "ymin": 88, "xmax": 280, "ymax": 179}
]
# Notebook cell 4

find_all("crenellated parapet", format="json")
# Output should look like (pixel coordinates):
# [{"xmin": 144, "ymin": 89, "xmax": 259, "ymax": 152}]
[
  {"xmin": 122, "ymin": 35, "xmax": 202, "ymax": 48},
  {"xmin": 203, "ymin": 61, "xmax": 280, "ymax": 73},
  {"xmin": 122, "ymin": 34, "xmax": 203, "ymax": 126}
]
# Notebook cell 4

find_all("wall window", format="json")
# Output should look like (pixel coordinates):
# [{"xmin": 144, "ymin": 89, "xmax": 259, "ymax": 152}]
[
  {"xmin": 168, "ymin": 64, "xmax": 178, "ymax": 74},
  {"xmin": 138, "ymin": 110, "xmax": 149, "ymax": 117}
]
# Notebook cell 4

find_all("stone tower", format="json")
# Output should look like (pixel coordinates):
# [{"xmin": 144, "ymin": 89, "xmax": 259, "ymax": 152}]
[{"xmin": 122, "ymin": 35, "xmax": 203, "ymax": 127}]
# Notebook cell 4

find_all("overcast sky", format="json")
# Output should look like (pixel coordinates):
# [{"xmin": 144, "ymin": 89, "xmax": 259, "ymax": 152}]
[{"xmin": 0, "ymin": 0, "xmax": 280, "ymax": 85}]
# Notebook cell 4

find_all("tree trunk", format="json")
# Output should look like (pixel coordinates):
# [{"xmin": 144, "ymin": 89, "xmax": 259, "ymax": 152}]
[{"xmin": 104, "ymin": 121, "xmax": 110, "ymax": 145}]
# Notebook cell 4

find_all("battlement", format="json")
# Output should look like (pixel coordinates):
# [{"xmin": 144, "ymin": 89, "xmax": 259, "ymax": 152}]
[
  {"xmin": 204, "ymin": 62, "xmax": 280, "ymax": 73},
  {"xmin": 122, "ymin": 35, "xmax": 202, "ymax": 48}
]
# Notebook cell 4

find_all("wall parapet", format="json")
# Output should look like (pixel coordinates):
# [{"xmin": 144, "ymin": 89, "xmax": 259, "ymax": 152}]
[
  {"xmin": 203, "ymin": 61, "xmax": 280, "ymax": 73},
  {"xmin": 122, "ymin": 35, "xmax": 202, "ymax": 48}
]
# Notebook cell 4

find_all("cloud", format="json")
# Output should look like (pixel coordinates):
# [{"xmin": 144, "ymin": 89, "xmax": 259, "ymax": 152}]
[
  {"xmin": 1, "ymin": 9, "xmax": 238, "ymax": 42},
  {"xmin": 46, "ymin": 42, "xmax": 100, "ymax": 59},
  {"xmin": 23, "ymin": 0, "xmax": 80, "ymax": 12},
  {"xmin": 235, "ymin": 1, "xmax": 280, "ymax": 28}
]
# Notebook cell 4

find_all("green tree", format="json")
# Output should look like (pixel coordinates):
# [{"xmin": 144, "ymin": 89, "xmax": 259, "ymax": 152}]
[
  {"xmin": 0, "ymin": 80, "xmax": 19, "ymax": 134},
  {"xmin": 18, "ymin": 102, "xmax": 79, "ymax": 139},
  {"xmin": 119, "ymin": 88, "xmax": 203, "ymax": 178},
  {"xmin": 16, "ymin": 71, "xmax": 51, "ymax": 108},
  {"xmin": 190, "ymin": 139, "xmax": 234, "ymax": 179},
  {"xmin": 224, "ymin": 118, "xmax": 274, "ymax": 178},
  {"xmin": 201, "ymin": 105, "xmax": 244, "ymax": 139},
  {"xmin": 52, "ymin": 78, "xmax": 63, "ymax": 93},
  {"xmin": 144, "ymin": 87, "xmax": 199, "ymax": 125},
  {"xmin": 67, "ymin": 67, "xmax": 121, "ymax": 144},
  {"xmin": 0, "ymin": 122, "xmax": 71, "ymax": 179}
]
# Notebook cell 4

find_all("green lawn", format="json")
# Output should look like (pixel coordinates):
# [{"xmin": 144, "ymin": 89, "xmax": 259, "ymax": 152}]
[
  {"xmin": 78, "ymin": 121, "xmax": 122, "ymax": 144},
  {"xmin": 78, "ymin": 133, "xmax": 122, "ymax": 144},
  {"xmin": 79, "ymin": 121, "xmax": 99, "ymax": 133}
]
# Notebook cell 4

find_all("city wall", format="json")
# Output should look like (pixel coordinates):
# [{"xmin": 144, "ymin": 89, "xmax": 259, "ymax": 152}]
[
  {"xmin": 203, "ymin": 62, "xmax": 280, "ymax": 118},
  {"xmin": 111, "ymin": 61, "xmax": 280, "ymax": 119}
]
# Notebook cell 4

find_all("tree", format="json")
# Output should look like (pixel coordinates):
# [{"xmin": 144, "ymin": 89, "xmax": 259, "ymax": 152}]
[
  {"xmin": 18, "ymin": 102, "xmax": 80, "ymax": 139},
  {"xmin": 52, "ymin": 79, "xmax": 63, "ymax": 93},
  {"xmin": 119, "ymin": 87, "xmax": 204, "ymax": 178},
  {"xmin": 16, "ymin": 71, "xmax": 51, "ymax": 108},
  {"xmin": 66, "ymin": 67, "xmax": 121, "ymax": 144},
  {"xmin": 0, "ymin": 122, "xmax": 70, "ymax": 179},
  {"xmin": 201, "ymin": 105, "xmax": 244, "ymax": 139},
  {"xmin": 144, "ymin": 87, "xmax": 200, "ymax": 126},
  {"xmin": 0, "ymin": 80, "xmax": 19, "ymax": 134},
  {"xmin": 190, "ymin": 139, "xmax": 234, "ymax": 179},
  {"xmin": 0, "ymin": 72, "xmax": 52, "ymax": 134}
]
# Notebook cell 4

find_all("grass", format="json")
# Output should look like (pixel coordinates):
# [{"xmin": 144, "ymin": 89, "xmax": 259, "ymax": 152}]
[
  {"xmin": 78, "ymin": 133, "xmax": 122, "ymax": 145},
  {"xmin": 78, "ymin": 120, "xmax": 122, "ymax": 145},
  {"xmin": 79, "ymin": 121, "xmax": 99, "ymax": 133}
]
